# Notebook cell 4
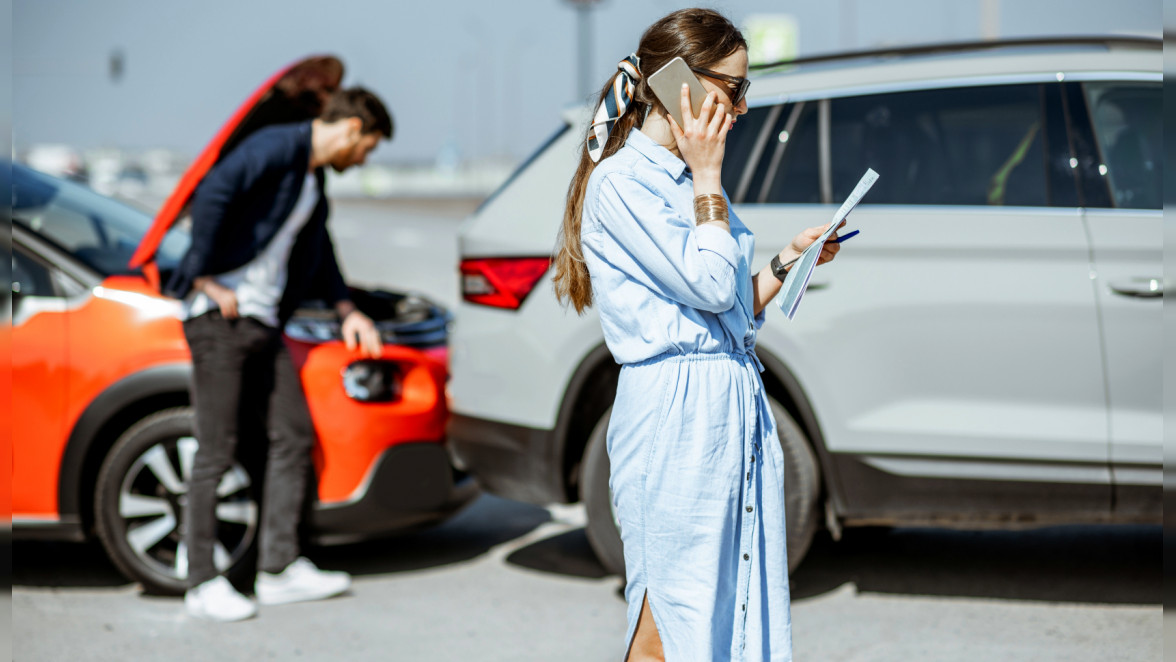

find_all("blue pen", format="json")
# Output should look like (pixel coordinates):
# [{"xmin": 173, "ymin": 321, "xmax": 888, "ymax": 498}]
[{"xmin": 779, "ymin": 229, "xmax": 860, "ymax": 270}]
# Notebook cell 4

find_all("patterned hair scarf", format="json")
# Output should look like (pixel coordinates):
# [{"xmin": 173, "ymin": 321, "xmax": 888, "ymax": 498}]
[{"xmin": 587, "ymin": 54, "xmax": 642, "ymax": 163}]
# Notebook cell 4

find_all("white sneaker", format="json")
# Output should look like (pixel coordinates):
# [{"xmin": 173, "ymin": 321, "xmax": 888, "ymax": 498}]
[
  {"xmin": 256, "ymin": 557, "xmax": 351, "ymax": 605},
  {"xmin": 184, "ymin": 576, "xmax": 258, "ymax": 622}
]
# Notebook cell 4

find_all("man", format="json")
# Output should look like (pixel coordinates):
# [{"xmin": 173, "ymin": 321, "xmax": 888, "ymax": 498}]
[{"xmin": 167, "ymin": 88, "xmax": 391, "ymax": 622}]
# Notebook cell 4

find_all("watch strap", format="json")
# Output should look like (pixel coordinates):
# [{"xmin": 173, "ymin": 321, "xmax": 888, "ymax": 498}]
[{"xmin": 770, "ymin": 254, "xmax": 788, "ymax": 282}]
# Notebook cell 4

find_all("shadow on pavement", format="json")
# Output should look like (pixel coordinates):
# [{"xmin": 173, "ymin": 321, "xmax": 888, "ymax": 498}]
[
  {"xmin": 505, "ymin": 528, "xmax": 609, "ymax": 580},
  {"xmin": 309, "ymin": 495, "xmax": 550, "ymax": 577},
  {"xmin": 13, "ymin": 540, "xmax": 132, "ymax": 589},
  {"xmin": 492, "ymin": 521, "xmax": 1161, "ymax": 607},
  {"xmin": 13, "ymin": 495, "xmax": 550, "ymax": 589},
  {"xmin": 791, "ymin": 524, "xmax": 1161, "ymax": 605}
]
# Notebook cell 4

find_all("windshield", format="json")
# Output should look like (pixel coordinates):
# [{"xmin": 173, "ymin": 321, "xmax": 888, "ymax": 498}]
[{"xmin": 11, "ymin": 163, "xmax": 190, "ymax": 276}]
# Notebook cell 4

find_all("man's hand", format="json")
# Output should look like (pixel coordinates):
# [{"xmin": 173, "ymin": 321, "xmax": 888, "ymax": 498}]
[
  {"xmin": 337, "ymin": 302, "xmax": 382, "ymax": 358},
  {"xmin": 196, "ymin": 277, "xmax": 239, "ymax": 319}
]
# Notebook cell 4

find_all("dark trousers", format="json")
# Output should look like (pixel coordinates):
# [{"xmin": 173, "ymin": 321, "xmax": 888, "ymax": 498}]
[{"xmin": 182, "ymin": 311, "xmax": 315, "ymax": 587}]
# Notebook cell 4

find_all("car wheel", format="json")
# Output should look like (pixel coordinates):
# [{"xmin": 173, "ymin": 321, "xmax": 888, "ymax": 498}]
[
  {"xmin": 94, "ymin": 407, "xmax": 260, "ymax": 595},
  {"xmin": 581, "ymin": 398, "xmax": 822, "ymax": 577}
]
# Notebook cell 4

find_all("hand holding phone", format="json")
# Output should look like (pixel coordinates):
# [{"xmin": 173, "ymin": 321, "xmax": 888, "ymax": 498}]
[
  {"xmin": 647, "ymin": 57, "xmax": 709, "ymax": 128},
  {"xmin": 647, "ymin": 57, "xmax": 734, "ymax": 184},
  {"xmin": 670, "ymin": 89, "xmax": 733, "ymax": 186}
]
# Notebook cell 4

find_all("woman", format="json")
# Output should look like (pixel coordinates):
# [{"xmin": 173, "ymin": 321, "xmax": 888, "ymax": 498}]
[{"xmin": 552, "ymin": 9, "xmax": 841, "ymax": 662}]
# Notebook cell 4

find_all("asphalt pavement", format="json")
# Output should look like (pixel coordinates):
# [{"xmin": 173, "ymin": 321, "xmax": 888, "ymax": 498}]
[{"xmin": 12, "ymin": 495, "xmax": 1162, "ymax": 661}]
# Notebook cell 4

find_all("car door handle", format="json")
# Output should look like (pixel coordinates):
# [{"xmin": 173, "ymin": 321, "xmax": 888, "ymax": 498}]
[{"xmin": 1108, "ymin": 278, "xmax": 1163, "ymax": 298}]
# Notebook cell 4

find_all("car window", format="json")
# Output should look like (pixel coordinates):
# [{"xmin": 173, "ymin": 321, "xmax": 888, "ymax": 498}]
[
  {"xmin": 11, "ymin": 164, "xmax": 191, "ymax": 276},
  {"xmin": 745, "ymin": 102, "xmax": 822, "ymax": 204},
  {"xmin": 1082, "ymin": 82, "xmax": 1161, "ymax": 209},
  {"xmin": 720, "ymin": 104, "xmax": 773, "ymax": 202},
  {"xmin": 12, "ymin": 247, "xmax": 56, "ymax": 298},
  {"xmin": 829, "ymin": 84, "xmax": 1049, "ymax": 206},
  {"xmin": 1042, "ymin": 83, "xmax": 1082, "ymax": 208}
]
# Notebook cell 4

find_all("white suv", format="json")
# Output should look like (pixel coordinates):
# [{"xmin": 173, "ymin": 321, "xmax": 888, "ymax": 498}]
[{"xmin": 447, "ymin": 36, "xmax": 1162, "ymax": 574}]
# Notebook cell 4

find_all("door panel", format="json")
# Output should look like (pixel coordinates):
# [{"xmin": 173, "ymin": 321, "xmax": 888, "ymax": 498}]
[
  {"xmin": 1076, "ymin": 80, "xmax": 1163, "ymax": 501},
  {"xmin": 746, "ymin": 205, "xmax": 1107, "ymax": 467},
  {"xmin": 11, "ymin": 248, "xmax": 70, "ymax": 518},
  {"xmin": 1084, "ymin": 209, "xmax": 1161, "ymax": 517},
  {"xmin": 1085, "ymin": 210, "xmax": 1161, "ymax": 470}
]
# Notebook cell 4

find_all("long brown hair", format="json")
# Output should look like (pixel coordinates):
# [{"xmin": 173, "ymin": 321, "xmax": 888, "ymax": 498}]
[{"xmin": 552, "ymin": 8, "xmax": 747, "ymax": 314}]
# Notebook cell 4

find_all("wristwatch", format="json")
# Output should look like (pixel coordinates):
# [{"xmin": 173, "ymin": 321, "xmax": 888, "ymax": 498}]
[{"xmin": 770, "ymin": 254, "xmax": 789, "ymax": 282}]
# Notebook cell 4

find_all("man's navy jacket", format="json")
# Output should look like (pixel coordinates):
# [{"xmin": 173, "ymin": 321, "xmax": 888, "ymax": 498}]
[{"xmin": 165, "ymin": 121, "xmax": 350, "ymax": 324}]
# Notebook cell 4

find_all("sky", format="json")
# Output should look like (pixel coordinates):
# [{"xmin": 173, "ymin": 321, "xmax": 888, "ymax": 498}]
[{"xmin": 12, "ymin": 0, "xmax": 1162, "ymax": 165}]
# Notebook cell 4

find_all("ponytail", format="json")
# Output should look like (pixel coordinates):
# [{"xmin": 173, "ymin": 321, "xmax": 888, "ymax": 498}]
[{"xmin": 553, "ymin": 56, "xmax": 645, "ymax": 314}]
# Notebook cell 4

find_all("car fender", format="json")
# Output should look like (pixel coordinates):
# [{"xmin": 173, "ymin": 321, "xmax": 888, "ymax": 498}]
[
  {"xmin": 552, "ymin": 343, "xmax": 619, "ymax": 501},
  {"xmin": 753, "ymin": 346, "xmax": 847, "ymax": 516},
  {"xmin": 57, "ymin": 362, "xmax": 192, "ymax": 526}
]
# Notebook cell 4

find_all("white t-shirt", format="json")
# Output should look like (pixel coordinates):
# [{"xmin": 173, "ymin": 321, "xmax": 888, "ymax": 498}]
[{"xmin": 185, "ymin": 173, "xmax": 319, "ymax": 328}]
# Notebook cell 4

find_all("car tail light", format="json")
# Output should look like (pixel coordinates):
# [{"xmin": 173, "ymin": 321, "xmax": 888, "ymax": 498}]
[{"xmin": 460, "ymin": 257, "xmax": 551, "ymax": 310}]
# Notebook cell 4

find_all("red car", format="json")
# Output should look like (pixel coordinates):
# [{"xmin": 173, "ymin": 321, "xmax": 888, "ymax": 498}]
[{"xmin": 10, "ymin": 57, "xmax": 474, "ymax": 594}]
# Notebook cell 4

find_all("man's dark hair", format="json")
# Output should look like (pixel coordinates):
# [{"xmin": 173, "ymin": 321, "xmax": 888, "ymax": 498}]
[{"xmin": 321, "ymin": 87, "xmax": 393, "ymax": 139}]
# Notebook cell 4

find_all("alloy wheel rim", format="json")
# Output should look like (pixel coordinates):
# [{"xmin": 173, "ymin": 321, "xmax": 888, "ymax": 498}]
[{"xmin": 117, "ymin": 436, "xmax": 258, "ymax": 582}]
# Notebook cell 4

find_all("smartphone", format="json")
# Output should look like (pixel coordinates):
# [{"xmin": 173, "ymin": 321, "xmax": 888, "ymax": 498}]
[{"xmin": 647, "ymin": 57, "xmax": 710, "ymax": 129}]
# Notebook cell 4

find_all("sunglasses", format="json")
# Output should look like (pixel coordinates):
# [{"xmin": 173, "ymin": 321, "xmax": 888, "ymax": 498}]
[{"xmin": 690, "ymin": 67, "xmax": 751, "ymax": 107}]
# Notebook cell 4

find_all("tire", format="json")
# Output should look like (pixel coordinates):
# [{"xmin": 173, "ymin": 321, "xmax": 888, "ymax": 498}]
[
  {"xmin": 769, "ymin": 398, "xmax": 822, "ymax": 573},
  {"xmin": 94, "ymin": 408, "xmax": 260, "ymax": 595},
  {"xmin": 582, "ymin": 408, "xmax": 624, "ymax": 576},
  {"xmin": 581, "ymin": 398, "xmax": 822, "ymax": 577}
]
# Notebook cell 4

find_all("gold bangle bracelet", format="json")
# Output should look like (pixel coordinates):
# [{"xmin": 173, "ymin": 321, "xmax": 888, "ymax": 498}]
[{"xmin": 694, "ymin": 194, "xmax": 728, "ymax": 226}]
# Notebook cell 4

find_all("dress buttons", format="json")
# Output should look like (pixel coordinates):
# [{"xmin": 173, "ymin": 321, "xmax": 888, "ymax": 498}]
[
  {"xmin": 743, "ymin": 553, "xmax": 750, "ymax": 560},
  {"xmin": 750, "ymin": 456, "xmax": 755, "ymax": 463},
  {"xmin": 746, "ymin": 506, "xmax": 753, "ymax": 512}
]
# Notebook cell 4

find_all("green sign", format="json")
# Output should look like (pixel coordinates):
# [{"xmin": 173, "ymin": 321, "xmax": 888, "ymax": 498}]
[{"xmin": 744, "ymin": 14, "xmax": 799, "ymax": 66}]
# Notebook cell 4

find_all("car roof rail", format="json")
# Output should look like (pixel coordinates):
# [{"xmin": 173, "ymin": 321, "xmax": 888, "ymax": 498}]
[{"xmin": 749, "ymin": 35, "xmax": 1162, "ymax": 72}]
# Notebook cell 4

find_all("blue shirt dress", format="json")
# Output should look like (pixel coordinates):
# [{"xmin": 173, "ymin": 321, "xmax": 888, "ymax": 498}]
[{"xmin": 581, "ymin": 128, "xmax": 793, "ymax": 661}]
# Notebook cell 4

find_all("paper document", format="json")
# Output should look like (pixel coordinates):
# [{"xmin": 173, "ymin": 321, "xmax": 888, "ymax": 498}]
[{"xmin": 774, "ymin": 168, "xmax": 879, "ymax": 320}]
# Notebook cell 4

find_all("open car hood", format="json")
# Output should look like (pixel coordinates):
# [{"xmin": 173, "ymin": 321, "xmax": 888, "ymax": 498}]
[{"xmin": 128, "ymin": 55, "xmax": 344, "ymax": 287}]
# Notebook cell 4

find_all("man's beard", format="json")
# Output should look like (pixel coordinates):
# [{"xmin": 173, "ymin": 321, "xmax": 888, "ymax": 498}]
[{"xmin": 332, "ymin": 143, "xmax": 365, "ymax": 172}]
